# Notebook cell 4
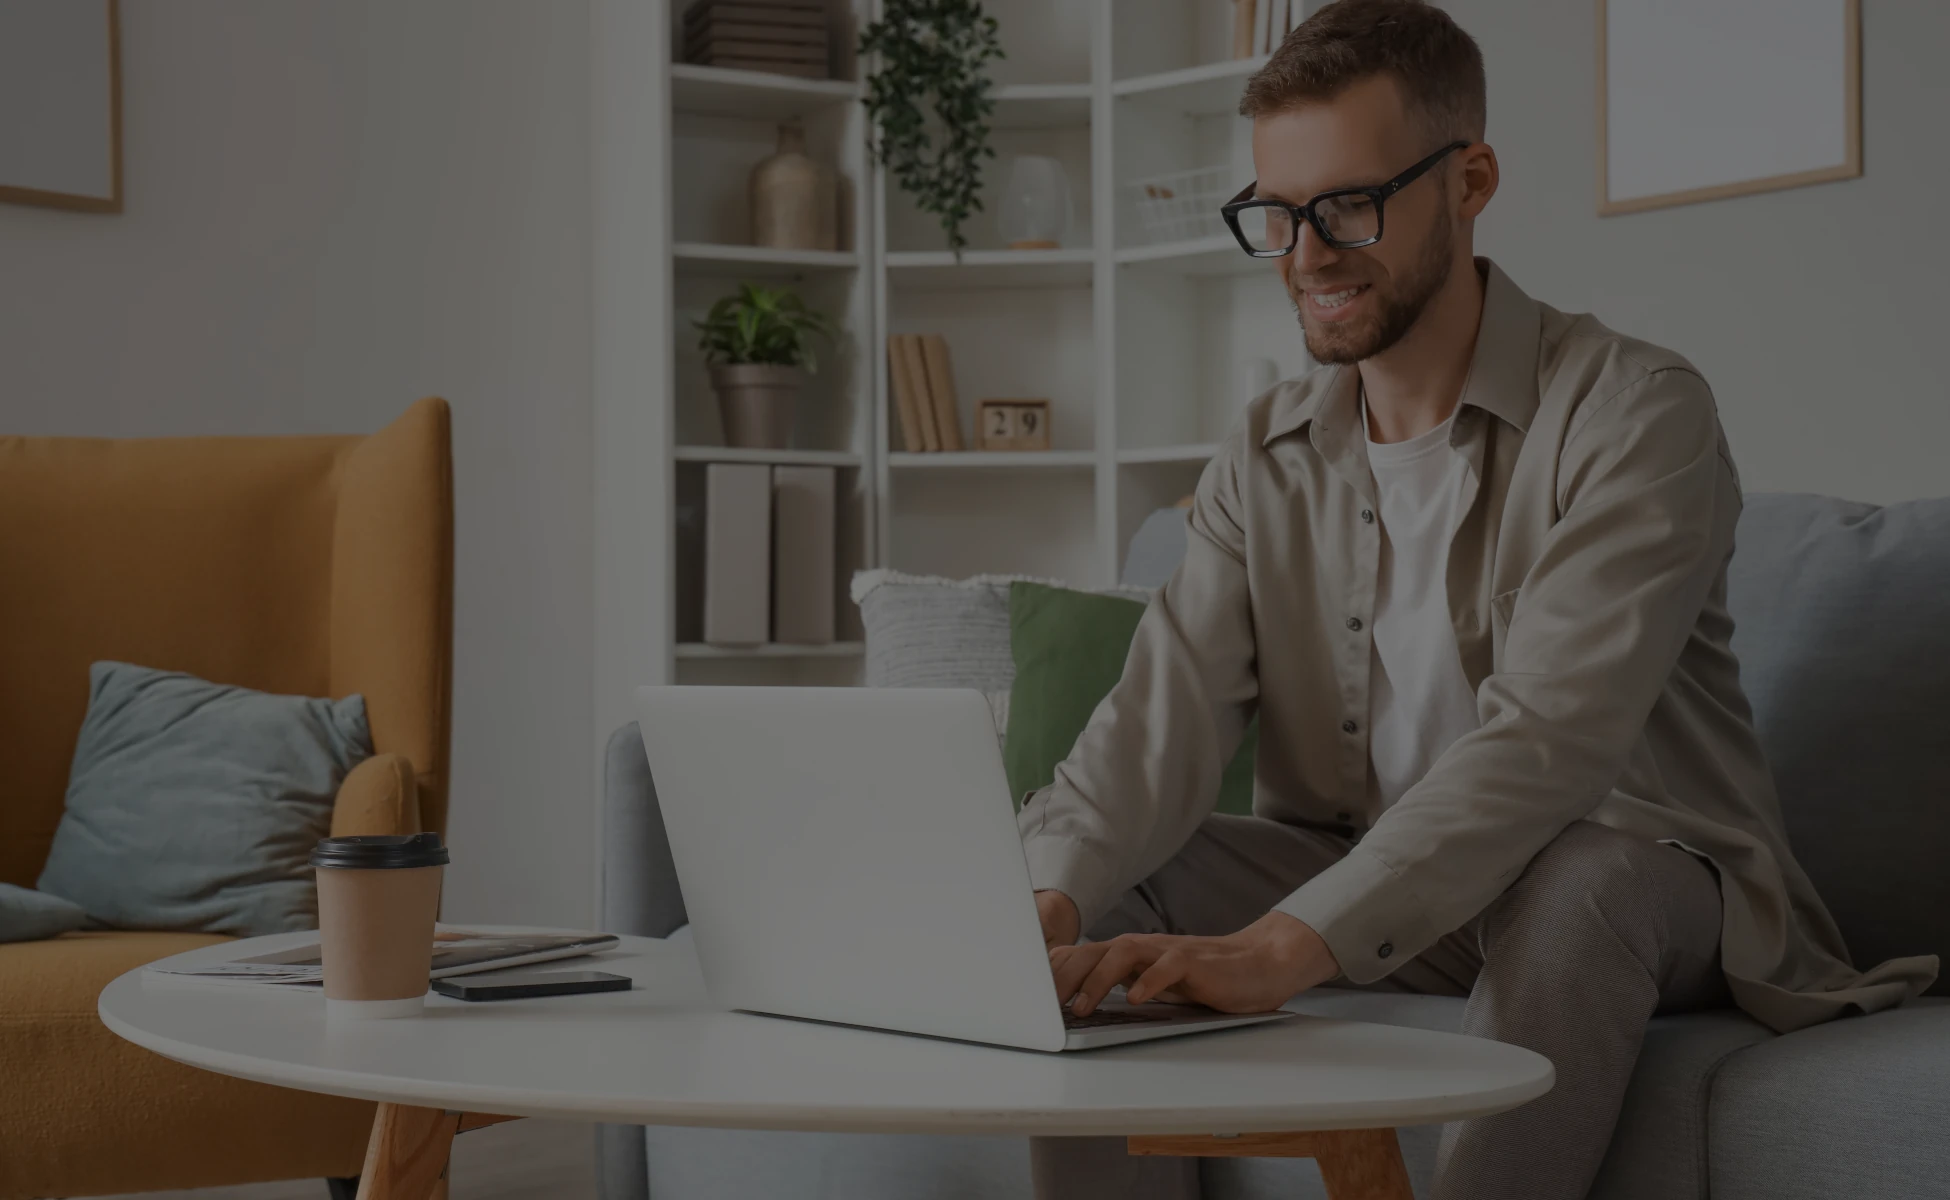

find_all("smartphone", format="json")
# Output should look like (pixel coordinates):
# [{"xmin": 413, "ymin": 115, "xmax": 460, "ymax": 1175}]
[{"xmin": 431, "ymin": 969, "xmax": 632, "ymax": 1002}]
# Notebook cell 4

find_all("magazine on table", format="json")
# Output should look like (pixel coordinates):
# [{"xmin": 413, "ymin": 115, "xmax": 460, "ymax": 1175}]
[{"xmin": 145, "ymin": 930, "xmax": 620, "ymax": 986}]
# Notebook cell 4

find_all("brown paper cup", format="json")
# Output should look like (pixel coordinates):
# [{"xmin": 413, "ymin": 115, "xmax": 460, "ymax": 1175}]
[{"xmin": 311, "ymin": 834, "xmax": 449, "ymax": 1020}]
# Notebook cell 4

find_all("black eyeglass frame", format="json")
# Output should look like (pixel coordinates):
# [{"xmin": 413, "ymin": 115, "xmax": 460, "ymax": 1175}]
[{"xmin": 1220, "ymin": 141, "xmax": 1471, "ymax": 256}]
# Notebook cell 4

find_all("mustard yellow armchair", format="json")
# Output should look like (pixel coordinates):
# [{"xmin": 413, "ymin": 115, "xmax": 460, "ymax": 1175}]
[{"xmin": 0, "ymin": 399, "xmax": 453, "ymax": 1199}]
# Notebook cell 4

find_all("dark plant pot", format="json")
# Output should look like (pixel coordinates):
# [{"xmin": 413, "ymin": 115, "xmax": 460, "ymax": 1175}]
[{"xmin": 710, "ymin": 363, "xmax": 803, "ymax": 450}]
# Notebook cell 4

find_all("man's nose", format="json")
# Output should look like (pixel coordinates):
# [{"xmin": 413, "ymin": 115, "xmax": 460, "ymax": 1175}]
[{"xmin": 1293, "ymin": 218, "xmax": 1341, "ymax": 276}]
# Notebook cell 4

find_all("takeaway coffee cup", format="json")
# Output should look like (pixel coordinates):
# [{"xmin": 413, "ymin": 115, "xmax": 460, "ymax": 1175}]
[{"xmin": 310, "ymin": 833, "xmax": 449, "ymax": 1019}]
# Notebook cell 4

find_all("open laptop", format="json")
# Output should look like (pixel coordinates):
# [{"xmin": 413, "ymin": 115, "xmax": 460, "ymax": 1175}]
[{"xmin": 635, "ymin": 685, "xmax": 1293, "ymax": 1052}]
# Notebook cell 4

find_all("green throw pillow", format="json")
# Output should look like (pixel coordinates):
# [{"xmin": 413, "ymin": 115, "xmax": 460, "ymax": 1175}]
[{"xmin": 1003, "ymin": 581, "xmax": 1257, "ymax": 815}]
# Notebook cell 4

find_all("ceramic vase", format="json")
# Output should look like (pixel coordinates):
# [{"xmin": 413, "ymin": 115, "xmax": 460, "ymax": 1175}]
[
  {"xmin": 750, "ymin": 124, "xmax": 836, "ymax": 251},
  {"xmin": 710, "ymin": 363, "xmax": 803, "ymax": 449},
  {"xmin": 996, "ymin": 155, "xmax": 1072, "ymax": 250}
]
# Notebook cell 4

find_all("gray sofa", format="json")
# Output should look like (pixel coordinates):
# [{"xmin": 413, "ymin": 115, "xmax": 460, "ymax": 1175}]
[{"xmin": 596, "ymin": 493, "xmax": 1949, "ymax": 1200}]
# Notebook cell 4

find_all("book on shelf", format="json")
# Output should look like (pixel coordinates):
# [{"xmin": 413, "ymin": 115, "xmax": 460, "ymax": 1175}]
[
  {"xmin": 887, "ymin": 334, "xmax": 925, "ymax": 453},
  {"xmin": 919, "ymin": 334, "xmax": 964, "ymax": 452},
  {"xmin": 684, "ymin": 462, "xmax": 769, "ymax": 646},
  {"xmin": 897, "ymin": 334, "xmax": 942, "ymax": 451},
  {"xmin": 1232, "ymin": 0, "xmax": 1257, "ymax": 61},
  {"xmin": 688, "ymin": 2, "xmax": 827, "ymax": 27},
  {"xmin": 772, "ymin": 465, "xmax": 836, "ymax": 645},
  {"xmin": 887, "ymin": 333, "xmax": 970, "ymax": 453},
  {"xmin": 683, "ymin": 0, "xmax": 830, "ymax": 77}
]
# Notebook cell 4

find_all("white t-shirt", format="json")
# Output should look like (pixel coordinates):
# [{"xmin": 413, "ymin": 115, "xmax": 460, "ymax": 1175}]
[{"xmin": 1364, "ymin": 406, "xmax": 1482, "ymax": 816}]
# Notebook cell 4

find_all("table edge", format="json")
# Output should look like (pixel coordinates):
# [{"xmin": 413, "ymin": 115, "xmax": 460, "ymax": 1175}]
[{"xmin": 98, "ymin": 968, "xmax": 1553, "ymax": 1136}]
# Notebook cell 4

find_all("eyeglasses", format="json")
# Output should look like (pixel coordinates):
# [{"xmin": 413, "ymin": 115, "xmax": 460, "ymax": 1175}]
[{"xmin": 1220, "ymin": 141, "xmax": 1470, "ymax": 256}]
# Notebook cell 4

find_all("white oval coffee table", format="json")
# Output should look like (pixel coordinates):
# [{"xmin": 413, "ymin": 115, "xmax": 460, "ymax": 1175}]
[{"xmin": 101, "ymin": 931, "xmax": 1551, "ymax": 1200}]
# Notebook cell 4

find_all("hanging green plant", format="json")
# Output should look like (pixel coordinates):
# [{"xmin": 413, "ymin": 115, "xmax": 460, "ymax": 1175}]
[{"xmin": 858, "ymin": 0, "xmax": 1005, "ymax": 256}]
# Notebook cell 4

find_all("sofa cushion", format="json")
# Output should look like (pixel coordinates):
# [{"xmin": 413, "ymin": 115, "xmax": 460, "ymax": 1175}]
[
  {"xmin": 1201, "ymin": 993, "xmax": 1773, "ymax": 1200},
  {"xmin": 37, "ymin": 661, "xmax": 372, "ymax": 937},
  {"xmin": 1724, "ymin": 494, "xmax": 1950, "ymax": 987},
  {"xmin": 0, "ymin": 930, "xmax": 375, "ymax": 1196},
  {"xmin": 1708, "ymin": 998, "xmax": 1950, "ymax": 1200},
  {"xmin": 852, "ymin": 569, "xmax": 1149, "ymax": 692}
]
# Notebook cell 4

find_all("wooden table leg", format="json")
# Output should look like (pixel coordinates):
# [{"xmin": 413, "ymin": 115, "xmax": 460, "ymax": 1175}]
[
  {"xmin": 353, "ymin": 1105, "xmax": 525, "ymax": 1200},
  {"xmin": 1128, "ymin": 1129, "xmax": 1413, "ymax": 1200}
]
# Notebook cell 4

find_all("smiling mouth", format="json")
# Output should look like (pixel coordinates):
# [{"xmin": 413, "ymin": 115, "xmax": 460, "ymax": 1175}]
[{"xmin": 1304, "ymin": 284, "xmax": 1369, "ymax": 312}]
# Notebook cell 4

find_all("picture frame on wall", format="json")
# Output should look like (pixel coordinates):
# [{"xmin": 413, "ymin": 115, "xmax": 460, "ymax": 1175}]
[
  {"xmin": 1597, "ymin": 0, "xmax": 1860, "ymax": 217},
  {"xmin": 0, "ymin": 0, "xmax": 123, "ymax": 213}
]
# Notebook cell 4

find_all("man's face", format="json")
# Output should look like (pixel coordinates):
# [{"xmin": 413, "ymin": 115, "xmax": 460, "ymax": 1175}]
[{"xmin": 1251, "ymin": 74, "xmax": 1462, "ymax": 365}]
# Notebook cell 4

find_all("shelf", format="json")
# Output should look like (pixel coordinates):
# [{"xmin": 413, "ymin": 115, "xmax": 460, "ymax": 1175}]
[
  {"xmin": 1117, "ymin": 443, "xmax": 1219, "ymax": 465},
  {"xmin": 674, "ymin": 242, "xmax": 860, "ymax": 277},
  {"xmin": 885, "ymin": 247, "xmax": 1094, "ymax": 291},
  {"xmin": 991, "ymin": 82, "xmax": 1093, "ymax": 130},
  {"xmin": 1115, "ymin": 234, "xmax": 1263, "ymax": 277},
  {"xmin": 674, "ymin": 446, "xmax": 862, "ymax": 468},
  {"xmin": 890, "ymin": 450, "xmax": 1096, "ymax": 471},
  {"xmin": 1114, "ymin": 56, "xmax": 1266, "ymax": 118},
  {"xmin": 670, "ymin": 64, "xmax": 858, "ymax": 122},
  {"xmin": 675, "ymin": 641, "xmax": 865, "ymax": 659}
]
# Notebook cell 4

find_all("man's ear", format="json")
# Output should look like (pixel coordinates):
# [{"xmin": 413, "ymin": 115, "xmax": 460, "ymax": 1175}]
[{"xmin": 1457, "ymin": 142, "xmax": 1499, "ymax": 221}]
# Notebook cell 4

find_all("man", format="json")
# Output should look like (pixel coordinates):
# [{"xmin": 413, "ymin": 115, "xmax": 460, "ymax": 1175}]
[{"xmin": 1020, "ymin": 3, "xmax": 1936, "ymax": 1198}]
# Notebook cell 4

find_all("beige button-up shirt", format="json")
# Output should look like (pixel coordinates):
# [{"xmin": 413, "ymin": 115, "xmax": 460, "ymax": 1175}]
[{"xmin": 1019, "ymin": 261, "xmax": 1937, "ymax": 1034}]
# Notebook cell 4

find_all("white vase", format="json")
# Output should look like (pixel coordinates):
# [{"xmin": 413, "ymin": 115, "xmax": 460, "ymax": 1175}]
[{"xmin": 996, "ymin": 155, "xmax": 1072, "ymax": 250}]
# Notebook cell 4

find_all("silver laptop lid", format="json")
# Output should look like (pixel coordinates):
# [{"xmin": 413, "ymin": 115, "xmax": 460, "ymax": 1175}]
[{"xmin": 635, "ymin": 686, "xmax": 1067, "ymax": 1053}]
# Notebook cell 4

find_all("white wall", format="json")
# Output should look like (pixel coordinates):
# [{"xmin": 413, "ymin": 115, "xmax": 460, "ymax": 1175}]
[
  {"xmin": 1450, "ymin": 0, "xmax": 1949, "ymax": 504},
  {"xmin": 0, "ymin": 1, "xmax": 598, "ymax": 926}
]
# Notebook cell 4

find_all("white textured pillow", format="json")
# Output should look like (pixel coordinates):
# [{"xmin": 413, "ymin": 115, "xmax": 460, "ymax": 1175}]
[{"xmin": 850, "ymin": 569, "xmax": 1152, "ymax": 693}]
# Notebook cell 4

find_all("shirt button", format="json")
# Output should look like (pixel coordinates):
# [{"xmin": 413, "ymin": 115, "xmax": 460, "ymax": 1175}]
[
  {"xmin": 1341, "ymin": 719, "xmax": 1358, "ymax": 735},
  {"xmin": 1346, "ymin": 616, "xmax": 1363, "ymax": 632},
  {"xmin": 1377, "ymin": 942, "xmax": 1394, "ymax": 960},
  {"xmin": 1360, "ymin": 509, "xmax": 1375, "ymax": 524}
]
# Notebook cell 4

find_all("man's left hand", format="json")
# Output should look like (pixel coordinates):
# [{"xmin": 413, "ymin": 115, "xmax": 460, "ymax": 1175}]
[{"xmin": 1049, "ymin": 911, "xmax": 1341, "ymax": 1015}]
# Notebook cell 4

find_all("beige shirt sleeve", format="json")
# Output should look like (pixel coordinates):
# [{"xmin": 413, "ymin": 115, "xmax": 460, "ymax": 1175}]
[
  {"xmin": 1275, "ymin": 368, "xmax": 1741, "ymax": 981},
  {"xmin": 1016, "ymin": 429, "xmax": 1261, "ymax": 930}
]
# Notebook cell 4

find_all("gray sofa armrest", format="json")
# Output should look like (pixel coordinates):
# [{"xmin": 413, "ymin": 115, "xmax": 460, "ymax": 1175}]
[
  {"xmin": 597, "ymin": 722, "xmax": 685, "ymax": 1200},
  {"xmin": 602, "ymin": 721, "xmax": 688, "ymax": 939}
]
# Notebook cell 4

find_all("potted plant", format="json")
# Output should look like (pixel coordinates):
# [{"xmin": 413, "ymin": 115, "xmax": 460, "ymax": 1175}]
[
  {"xmin": 858, "ymin": 0, "xmax": 1005, "ymax": 255},
  {"xmin": 694, "ymin": 282, "xmax": 836, "ymax": 450}
]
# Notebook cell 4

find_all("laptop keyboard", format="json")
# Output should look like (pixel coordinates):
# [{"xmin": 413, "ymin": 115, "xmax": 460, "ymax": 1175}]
[{"xmin": 1062, "ymin": 1007, "xmax": 1172, "ymax": 1030}]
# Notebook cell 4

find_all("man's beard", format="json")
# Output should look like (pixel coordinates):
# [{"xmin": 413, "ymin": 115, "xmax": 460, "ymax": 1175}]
[{"xmin": 1292, "ymin": 208, "xmax": 1455, "ymax": 365}]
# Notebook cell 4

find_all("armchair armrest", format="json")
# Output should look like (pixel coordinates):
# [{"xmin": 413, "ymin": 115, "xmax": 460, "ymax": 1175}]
[
  {"xmin": 601, "ymin": 723, "xmax": 687, "ymax": 938},
  {"xmin": 330, "ymin": 753, "xmax": 423, "ymax": 838}
]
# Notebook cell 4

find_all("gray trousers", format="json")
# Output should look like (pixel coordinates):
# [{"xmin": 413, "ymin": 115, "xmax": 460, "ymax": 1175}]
[{"xmin": 1030, "ymin": 816, "xmax": 1728, "ymax": 1200}]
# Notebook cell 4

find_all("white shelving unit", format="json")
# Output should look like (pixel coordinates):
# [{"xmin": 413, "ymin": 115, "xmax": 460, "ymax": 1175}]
[
  {"xmin": 672, "ymin": 242, "xmax": 861, "ymax": 273},
  {"xmin": 875, "ymin": 0, "xmax": 1309, "ymax": 590},
  {"xmin": 662, "ymin": 7, "xmax": 875, "ymax": 688},
  {"xmin": 642, "ymin": 0, "xmax": 1315, "ymax": 686}
]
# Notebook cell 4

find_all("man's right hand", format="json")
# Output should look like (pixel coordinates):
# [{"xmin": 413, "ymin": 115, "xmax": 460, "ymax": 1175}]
[{"xmin": 1035, "ymin": 889, "xmax": 1081, "ymax": 952}]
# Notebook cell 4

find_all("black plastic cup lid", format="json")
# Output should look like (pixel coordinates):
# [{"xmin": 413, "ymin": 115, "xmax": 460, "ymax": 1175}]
[{"xmin": 310, "ymin": 833, "xmax": 449, "ymax": 870}]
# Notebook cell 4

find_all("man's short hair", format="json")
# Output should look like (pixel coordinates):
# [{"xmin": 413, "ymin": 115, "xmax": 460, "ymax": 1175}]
[{"xmin": 1239, "ymin": 0, "xmax": 1486, "ymax": 145}]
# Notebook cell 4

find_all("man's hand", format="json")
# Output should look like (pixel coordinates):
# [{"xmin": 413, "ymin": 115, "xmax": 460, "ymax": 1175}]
[
  {"xmin": 1034, "ymin": 889, "xmax": 1080, "ymax": 952},
  {"xmin": 1049, "ymin": 911, "xmax": 1340, "ymax": 1015}
]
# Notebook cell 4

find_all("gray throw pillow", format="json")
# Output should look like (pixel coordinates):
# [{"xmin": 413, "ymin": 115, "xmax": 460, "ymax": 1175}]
[
  {"xmin": 36, "ymin": 662, "xmax": 373, "ymax": 937},
  {"xmin": 1725, "ymin": 492, "xmax": 1950, "ymax": 984},
  {"xmin": 0, "ymin": 882, "xmax": 88, "ymax": 943}
]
